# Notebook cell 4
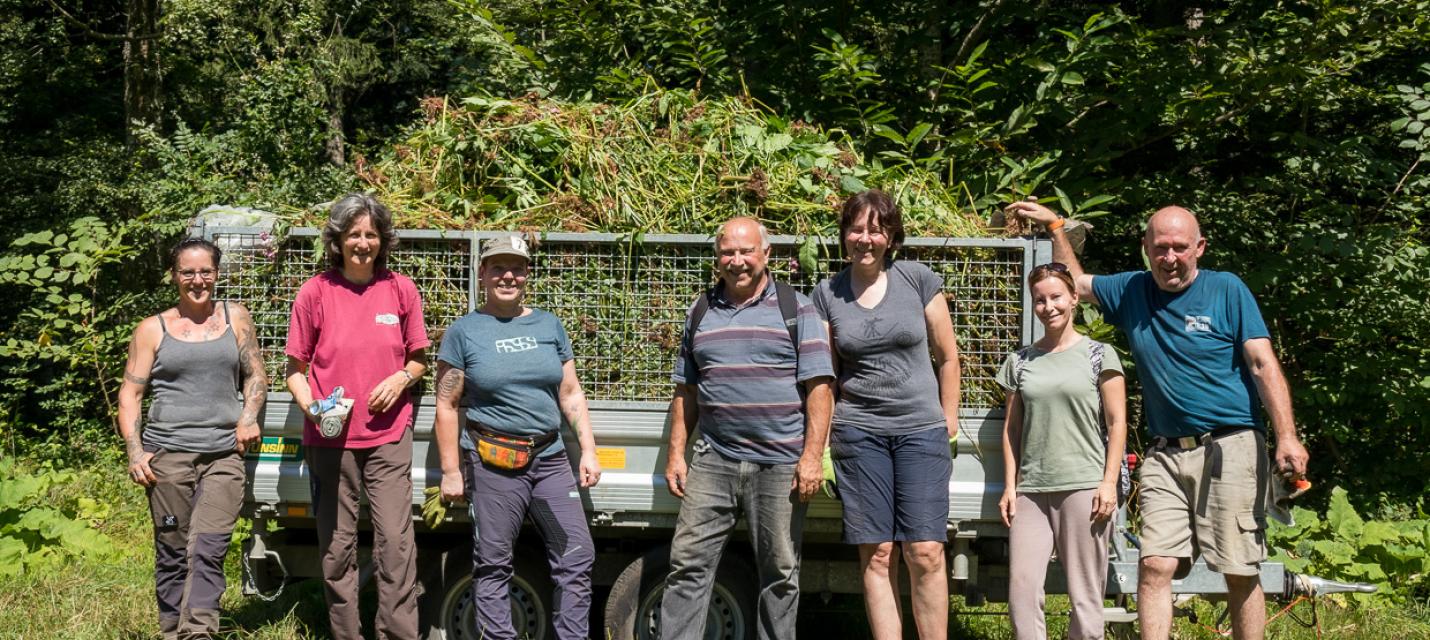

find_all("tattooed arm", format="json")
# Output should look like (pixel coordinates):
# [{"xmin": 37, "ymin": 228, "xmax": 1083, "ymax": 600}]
[
  {"xmin": 558, "ymin": 359, "xmax": 601, "ymax": 488},
  {"xmin": 433, "ymin": 361, "xmax": 467, "ymax": 503},
  {"xmin": 229, "ymin": 303, "xmax": 267, "ymax": 454},
  {"xmin": 118, "ymin": 316, "xmax": 161, "ymax": 486}
]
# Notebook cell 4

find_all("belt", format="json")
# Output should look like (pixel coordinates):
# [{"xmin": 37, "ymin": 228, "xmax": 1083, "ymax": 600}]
[
  {"xmin": 1151, "ymin": 425, "xmax": 1257, "ymax": 484},
  {"xmin": 1150, "ymin": 425, "xmax": 1253, "ymax": 452}
]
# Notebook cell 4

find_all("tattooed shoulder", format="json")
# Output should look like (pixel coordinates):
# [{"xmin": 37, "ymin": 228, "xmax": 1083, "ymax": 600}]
[{"xmin": 436, "ymin": 365, "xmax": 464, "ymax": 399}]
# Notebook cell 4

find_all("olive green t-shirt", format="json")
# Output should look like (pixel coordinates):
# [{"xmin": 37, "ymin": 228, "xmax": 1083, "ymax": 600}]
[{"xmin": 996, "ymin": 337, "xmax": 1124, "ymax": 493}]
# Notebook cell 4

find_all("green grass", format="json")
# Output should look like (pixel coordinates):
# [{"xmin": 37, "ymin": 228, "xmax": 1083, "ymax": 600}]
[
  {"xmin": 940, "ymin": 597, "xmax": 1430, "ymax": 640},
  {"xmin": 3, "ymin": 463, "xmax": 1428, "ymax": 639}
]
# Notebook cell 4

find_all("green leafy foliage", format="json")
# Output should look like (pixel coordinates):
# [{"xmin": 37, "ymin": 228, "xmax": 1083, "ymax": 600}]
[
  {"xmin": 342, "ymin": 91, "xmax": 988, "ymax": 237},
  {"xmin": 1270, "ymin": 487, "xmax": 1429, "ymax": 604},
  {"xmin": 0, "ymin": 0, "xmax": 1427, "ymax": 517},
  {"xmin": 0, "ymin": 461, "xmax": 119, "ymax": 577},
  {"xmin": 0, "ymin": 216, "xmax": 178, "ymax": 459}
]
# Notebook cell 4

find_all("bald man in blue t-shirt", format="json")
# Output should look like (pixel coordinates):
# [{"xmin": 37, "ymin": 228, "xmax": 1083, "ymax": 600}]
[{"xmin": 1008, "ymin": 201, "xmax": 1309, "ymax": 640}]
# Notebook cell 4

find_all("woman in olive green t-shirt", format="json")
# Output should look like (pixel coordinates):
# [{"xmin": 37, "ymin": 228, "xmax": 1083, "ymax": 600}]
[{"xmin": 997, "ymin": 262, "xmax": 1128, "ymax": 640}]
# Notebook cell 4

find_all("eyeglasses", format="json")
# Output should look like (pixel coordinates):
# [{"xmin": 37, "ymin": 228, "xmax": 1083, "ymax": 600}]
[
  {"xmin": 177, "ymin": 269, "xmax": 217, "ymax": 281},
  {"xmin": 1031, "ymin": 262, "xmax": 1069, "ymax": 275}
]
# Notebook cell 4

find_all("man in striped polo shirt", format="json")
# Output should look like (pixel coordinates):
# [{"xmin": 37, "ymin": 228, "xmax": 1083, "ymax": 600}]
[{"xmin": 659, "ymin": 216, "xmax": 836, "ymax": 640}]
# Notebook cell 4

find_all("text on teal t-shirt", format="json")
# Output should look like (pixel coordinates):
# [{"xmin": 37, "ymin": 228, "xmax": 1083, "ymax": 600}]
[
  {"xmin": 437, "ymin": 308, "xmax": 573, "ymax": 457},
  {"xmin": 1091, "ymin": 269, "xmax": 1269, "ymax": 438}
]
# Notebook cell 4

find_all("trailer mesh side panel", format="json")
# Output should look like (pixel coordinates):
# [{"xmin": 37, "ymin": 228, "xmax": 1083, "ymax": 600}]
[{"xmin": 209, "ymin": 231, "xmax": 1026, "ymax": 408}]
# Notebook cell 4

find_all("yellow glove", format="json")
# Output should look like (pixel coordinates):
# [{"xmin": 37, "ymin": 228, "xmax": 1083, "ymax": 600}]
[
  {"xmin": 422, "ymin": 486, "xmax": 448, "ymax": 529},
  {"xmin": 821, "ymin": 447, "xmax": 839, "ymax": 500}
]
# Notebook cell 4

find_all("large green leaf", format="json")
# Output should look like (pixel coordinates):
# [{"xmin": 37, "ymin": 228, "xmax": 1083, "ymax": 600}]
[
  {"xmin": 1327, "ymin": 486, "xmax": 1364, "ymax": 541},
  {"xmin": 0, "ymin": 537, "xmax": 27, "ymax": 577},
  {"xmin": 0, "ymin": 475, "xmax": 44, "ymax": 508}
]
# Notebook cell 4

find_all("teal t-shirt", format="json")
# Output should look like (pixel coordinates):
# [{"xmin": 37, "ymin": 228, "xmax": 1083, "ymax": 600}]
[
  {"xmin": 1091, "ymin": 270, "xmax": 1270, "ymax": 438},
  {"xmin": 997, "ymin": 337, "xmax": 1124, "ymax": 493},
  {"xmin": 437, "ymin": 308, "xmax": 573, "ymax": 457}
]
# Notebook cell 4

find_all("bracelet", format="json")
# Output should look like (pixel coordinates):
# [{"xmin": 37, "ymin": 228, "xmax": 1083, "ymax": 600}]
[
  {"xmin": 400, "ymin": 369, "xmax": 415, "ymax": 383},
  {"xmin": 1047, "ymin": 217, "xmax": 1066, "ymax": 231}
]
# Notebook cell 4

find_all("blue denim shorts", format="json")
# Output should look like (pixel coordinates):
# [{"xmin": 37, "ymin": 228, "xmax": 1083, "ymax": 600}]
[{"xmin": 829, "ymin": 424, "xmax": 952, "ymax": 544}]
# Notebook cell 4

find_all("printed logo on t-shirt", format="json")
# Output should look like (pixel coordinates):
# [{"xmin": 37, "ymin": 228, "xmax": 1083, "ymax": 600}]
[
  {"xmin": 494, "ymin": 336, "xmax": 538, "ymax": 353},
  {"xmin": 375, "ymin": 313, "xmax": 399, "ymax": 326},
  {"xmin": 1184, "ymin": 315, "xmax": 1213, "ymax": 332}
]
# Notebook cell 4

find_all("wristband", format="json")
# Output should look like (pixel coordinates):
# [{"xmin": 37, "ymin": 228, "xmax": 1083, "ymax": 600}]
[
  {"xmin": 1047, "ymin": 217, "xmax": 1065, "ymax": 231},
  {"xmin": 400, "ymin": 369, "xmax": 415, "ymax": 383}
]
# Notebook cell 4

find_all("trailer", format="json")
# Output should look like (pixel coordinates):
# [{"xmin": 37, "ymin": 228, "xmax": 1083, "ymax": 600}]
[{"xmin": 207, "ymin": 224, "xmax": 1367, "ymax": 639}]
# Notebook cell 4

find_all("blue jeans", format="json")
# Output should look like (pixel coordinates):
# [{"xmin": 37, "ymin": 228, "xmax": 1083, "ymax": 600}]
[{"xmin": 659, "ymin": 444, "xmax": 809, "ymax": 640}]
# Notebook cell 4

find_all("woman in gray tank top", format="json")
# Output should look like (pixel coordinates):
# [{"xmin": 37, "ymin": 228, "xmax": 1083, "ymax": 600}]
[{"xmin": 116, "ymin": 237, "xmax": 266, "ymax": 640}]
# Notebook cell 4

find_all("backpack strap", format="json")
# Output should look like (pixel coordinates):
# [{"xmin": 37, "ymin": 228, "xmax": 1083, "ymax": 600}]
[
  {"xmin": 683, "ymin": 289, "xmax": 713, "ymax": 363},
  {"xmin": 1012, "ymin": 345, "xmax": 1037, "ymax": 392},
  {"xmin": 774, "ymin": 280, "xmax": 800, "ymax": 370},
  {"xmin": 1088, "ymin": 340, "xmax": 1105, "ymax": 386}
]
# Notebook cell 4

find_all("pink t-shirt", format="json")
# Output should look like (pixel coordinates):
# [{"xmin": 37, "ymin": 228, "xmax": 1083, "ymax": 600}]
[{"xmin": 286, "ymin": 269, "xmax": 430, "ymax": 448}]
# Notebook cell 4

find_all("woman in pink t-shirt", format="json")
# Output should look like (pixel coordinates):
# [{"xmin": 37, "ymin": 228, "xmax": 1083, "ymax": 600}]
[{"xmin": 285, "ymin": 193, "xmax": 430, "ymax": 640}]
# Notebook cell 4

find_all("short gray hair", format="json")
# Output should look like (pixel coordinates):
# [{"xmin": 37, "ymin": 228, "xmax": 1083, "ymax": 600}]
[
  {"xmin": 713, "ymin": 217, "xmax": 771, "ymax": 252},
  {"xmin": 323, "ymin": 193, "xmax": 399, "ymax": 271}
]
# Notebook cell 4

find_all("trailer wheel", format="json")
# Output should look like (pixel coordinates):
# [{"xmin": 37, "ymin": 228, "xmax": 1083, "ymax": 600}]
[
  {"xmin": 421, "ymin": 545, "xmax": 554, "ymax": 640},
  {"xmin": 603, "ymin": 545, "xmax": 756, "ymax": 640}
]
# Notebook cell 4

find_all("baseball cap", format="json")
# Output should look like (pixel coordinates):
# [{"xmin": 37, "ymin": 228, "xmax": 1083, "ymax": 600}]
[{"xmin": 479, "ymin": 235, "xmax": 531, "ymax": 263}]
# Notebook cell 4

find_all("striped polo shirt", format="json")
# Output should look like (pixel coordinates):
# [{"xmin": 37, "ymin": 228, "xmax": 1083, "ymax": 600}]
[{"xmin": 672, "ymin": 278, "xmax": 835, "ymax": 464}]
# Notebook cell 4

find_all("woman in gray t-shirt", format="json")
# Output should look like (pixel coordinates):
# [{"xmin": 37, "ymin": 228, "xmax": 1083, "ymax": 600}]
[{"xmin": 812, "ymin": 190, "xmax": 961, "ymax": 639}]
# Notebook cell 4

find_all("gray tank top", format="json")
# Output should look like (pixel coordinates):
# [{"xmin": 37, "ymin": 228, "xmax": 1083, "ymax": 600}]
[{"xmin": 143, "ymin": 302, "xmax": 243, "ymax": 453}]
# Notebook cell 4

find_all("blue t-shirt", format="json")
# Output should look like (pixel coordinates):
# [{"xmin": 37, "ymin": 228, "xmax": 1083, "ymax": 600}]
[
  {"xmin": 437, "ymin": 308, "xmax": 573, "ymax": 457},
  {"xmin": 1092, "ymin": 270, "xmax": 1270, "ymax": 438},
  {"xmin": 672, "ymin": 279, "xmax": 835, "ymax": 465}
]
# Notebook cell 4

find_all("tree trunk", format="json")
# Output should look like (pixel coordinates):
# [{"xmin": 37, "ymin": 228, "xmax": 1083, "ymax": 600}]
[
  {"xmin": 918, "ymin": 0, "xmax": 946, "ymax": 108},
  {"xmin": 326, "ymin": 88, "xmax": 346, "ymax": 167},
  {"xmin": 123, "ymin": 0, "xmax": 161, "ymax": 146}
]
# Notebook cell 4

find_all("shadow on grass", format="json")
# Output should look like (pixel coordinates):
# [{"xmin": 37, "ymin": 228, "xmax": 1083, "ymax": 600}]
[
  {"xmin": 795, "ymin": 593, "xmax": 1021, "ymax": 639},
  {"xmin": 224, "ymin": 577, "xmax": 343, "ymax": 639}
]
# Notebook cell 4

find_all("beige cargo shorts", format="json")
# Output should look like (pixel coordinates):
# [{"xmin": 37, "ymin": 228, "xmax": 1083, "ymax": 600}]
[{"xmin": 1138, "ymin": 428, "xmax": 1269, "ymax": 577}]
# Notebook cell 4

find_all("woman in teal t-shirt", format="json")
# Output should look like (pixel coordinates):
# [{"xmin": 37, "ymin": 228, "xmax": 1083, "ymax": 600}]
[
  {"xmin": 997, "ymin": 262, "xmax": 1127, "ymax": 640},
  {"xmin": 432, "ymin": 235, "xmax": 602, "ymax": 640}
]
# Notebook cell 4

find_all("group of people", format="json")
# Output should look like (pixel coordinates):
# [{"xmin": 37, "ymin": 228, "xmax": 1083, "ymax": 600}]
[{"xmin": 117, "ymin": 188, "xmax": 1308, "ymax": 640}]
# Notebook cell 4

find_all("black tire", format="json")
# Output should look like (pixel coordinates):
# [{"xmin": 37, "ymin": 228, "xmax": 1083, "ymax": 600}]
[
  {"xmin": 603, "ymin": 545, "xmax": 757, "ymax": 640},
  {"xmin": 420, "ymin": 544, "xmax": 555, "ymax": 640}
]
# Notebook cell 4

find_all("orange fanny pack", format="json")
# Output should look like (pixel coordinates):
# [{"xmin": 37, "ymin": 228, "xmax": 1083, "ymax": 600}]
[{"xmin": 471, "ymin": 424, "xmax": 557, "ymax": 471}]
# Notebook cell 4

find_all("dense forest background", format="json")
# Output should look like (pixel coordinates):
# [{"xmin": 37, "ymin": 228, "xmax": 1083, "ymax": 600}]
[{"xmin": 0, "ymin": 0, "xmax": 1426, "ymax": 515}]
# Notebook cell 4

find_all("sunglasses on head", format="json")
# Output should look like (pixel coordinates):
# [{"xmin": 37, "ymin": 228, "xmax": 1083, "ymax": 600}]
[{"xmin": 1031, "ymin": 262, "xmax": 1069, "ymax": 275}]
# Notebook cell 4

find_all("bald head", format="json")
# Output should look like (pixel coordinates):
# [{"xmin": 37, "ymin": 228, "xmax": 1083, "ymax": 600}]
[
  {"xmin": 1145, "ymin": 206, "xmax": 1202, "ymax": 244},
  {"xmin": 1143, "ymin": 206, "xmax": 1206, "ymax": 292}
]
